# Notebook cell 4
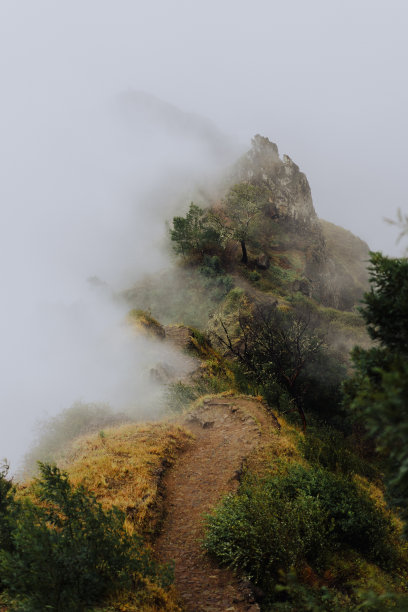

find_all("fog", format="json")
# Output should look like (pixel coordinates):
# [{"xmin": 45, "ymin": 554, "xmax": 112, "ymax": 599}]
[{"xmin": 1, "ymin": 1, "xmax": 407, "ymax": 470}]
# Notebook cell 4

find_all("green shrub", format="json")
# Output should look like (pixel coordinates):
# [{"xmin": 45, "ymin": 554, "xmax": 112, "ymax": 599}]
[
  {"xmin": 203, "ymin": 473, "xmax": 329, "ymax": 587},
  {"xmin": 0, "ymin": 464, "xmax": 172, "ymax": 611},
  {"xmin": 204, "ymin": 466, "xmax": 396, "ymax": 597},
  {"xmin": 274, "ymin": 467, "xmax": 395, "ymax": 566}
]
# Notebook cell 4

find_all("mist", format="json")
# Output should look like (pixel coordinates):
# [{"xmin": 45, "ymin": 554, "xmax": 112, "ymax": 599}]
[
  {"xmin": 0, "ymin": 49, "xmax": 237, "ymax": 471},
  {"xmin": 1, "ymin": 1, "xmax": 407, "ymax": 471},
  {"xmin": 0, "ymin": 94, "xmax": 236, "ymax": 471}
]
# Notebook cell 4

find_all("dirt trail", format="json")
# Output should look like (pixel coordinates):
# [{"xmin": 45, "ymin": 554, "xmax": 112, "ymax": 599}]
[{"xmin": 155, "ymin": 397, "xmax": 278, "ymax": 612}]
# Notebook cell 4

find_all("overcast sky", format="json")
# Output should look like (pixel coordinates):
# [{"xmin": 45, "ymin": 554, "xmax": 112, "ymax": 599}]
[
  {"xmin": 0, "ymin": 1, "xmax": 407, "ymax": 470},
  {"xmin": 1, "ymin": 0, "xmax": 407, "ymax": 252}
]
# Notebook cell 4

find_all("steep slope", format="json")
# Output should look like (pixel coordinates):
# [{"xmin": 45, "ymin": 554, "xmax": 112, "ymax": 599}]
[{"xmin": 318, "ymin": 219, "xmax": 370, "ymax": 310}]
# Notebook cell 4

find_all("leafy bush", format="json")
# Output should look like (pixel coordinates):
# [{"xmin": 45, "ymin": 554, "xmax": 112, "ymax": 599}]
[
  {"xmin": 0, "ymin": 464, "xmax": 172, "ymax": 611},
  {"xmin": 203, "ymin": 471, "xmax": 329, "ymax": 588},
  {"xmin": 204, "ymin": 466, "xmax": 396, "ymax": 597},
  {"xmin": 343, "ymin": 252, "xmax": 408, "ymax": 530},
  {"xmin": 276, "ymin": 467, "xmax": 395, "ymax": 565}
]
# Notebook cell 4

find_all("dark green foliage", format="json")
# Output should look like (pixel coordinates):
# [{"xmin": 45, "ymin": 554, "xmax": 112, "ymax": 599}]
[
  {"xmin": 249, "ymin": 270, "xmax": 261, "ymax": 282},
  {"xmin": 274, "ymin": 467, "xmax": 395, "ymax": 565},
  {"xmin": 300, "ymin": 349, "xmax": 347, "ymax": 427},
  {"xmin": 268, "ymin": 571, "xmax": 347, "ymax": 611},
  {"xmin": 361, "ymin": 252, "xmax": 408, "ymax": 352},
  {"xmin": 204, "ymin": 466, "xmax": 396, "ymax": 599},
  {"xmin": 268, "ymin": 572, "xmax": 408, "ymax": 611},
  {"xmin": 0, "ymin": 464, "xmax": 171, "ymax": 611},
  {"xmin": 203, "ymin": 472, "xmax": 328, "ymax": 585},
  {"xmin": 198, "ymin": 255, "xmax": 234, "ymax": 298},
  {"xmin": 344, "ymin": 252, "xmax": 408, "ymax": 530},
  {"xmin": 348, "ymin": 356, "xmax": 408, "ymax": 521},
  {"xmin": 0, "ymin": 464, "xmax": 16, "ymax": 594},
  {"xmin": 170, "ymin": 202, "xmax": 220, "ymax": 258}
]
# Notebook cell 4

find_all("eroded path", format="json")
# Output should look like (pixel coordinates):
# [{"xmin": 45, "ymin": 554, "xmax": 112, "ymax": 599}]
[{"xmin": 155, "ymin": 397, "xmax": 278, "ymax": 612}]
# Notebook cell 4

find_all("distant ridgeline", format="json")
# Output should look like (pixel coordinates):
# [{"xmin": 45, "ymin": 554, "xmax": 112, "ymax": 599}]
[{"xmin": 230, "ymin": 135, "xmax": 370, "ymax": 310}]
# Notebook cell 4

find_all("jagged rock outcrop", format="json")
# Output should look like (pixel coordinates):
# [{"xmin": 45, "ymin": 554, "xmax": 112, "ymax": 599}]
[
  {"xmin": 231, "ymin": 135, "xmax": 369, "ymax": 310},
  {"xmin": 234, "ymin": 135, "xmax": 321, "ymax": 233}
]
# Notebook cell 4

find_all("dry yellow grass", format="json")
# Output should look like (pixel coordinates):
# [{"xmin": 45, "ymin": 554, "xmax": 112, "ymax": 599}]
[
  {"xmin": 245, "ymin": 414, "xmax": 306, "ymax": 477},
  {"xmin": 13, "ymin": 422, "xmax": 191, "ymax": 612},
  {"xmin": 101, "ymin": 578, "xmax": 183, "ymax": 612},
  {"xmin": 127, "ymin": 309, "xmax": 165, "ymax": 339},
  {"xmin": 61, "ymin": 421, "xmax": 192, "ymax": 538}
]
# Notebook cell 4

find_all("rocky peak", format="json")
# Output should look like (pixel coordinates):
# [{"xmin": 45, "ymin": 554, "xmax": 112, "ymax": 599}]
[{"xmin": 234, "ymin": 135, "xmax": 319, "ymax": 231}]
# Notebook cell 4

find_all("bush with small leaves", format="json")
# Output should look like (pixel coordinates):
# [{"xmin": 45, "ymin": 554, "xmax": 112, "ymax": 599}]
[{"xmin": 204, "ymin": 465, "xmax": 396, "ymax": 599}]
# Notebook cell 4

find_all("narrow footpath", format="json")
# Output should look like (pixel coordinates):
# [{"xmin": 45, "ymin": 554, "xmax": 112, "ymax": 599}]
[{"xmin": 155, "ymin": 397, "xmax": 277, "ymax": 612}]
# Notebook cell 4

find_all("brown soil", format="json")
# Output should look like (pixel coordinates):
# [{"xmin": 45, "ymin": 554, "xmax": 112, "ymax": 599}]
[{"xmin": 155, "ymin": 397, "xmax": 279, "ymax": 612}]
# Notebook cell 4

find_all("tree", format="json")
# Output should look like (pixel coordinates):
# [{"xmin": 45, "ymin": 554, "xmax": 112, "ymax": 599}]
[
  {"xmin": 0, "ymin": 463, "xmax": 171, "ymax": 611},
  {"xmin": 344, "ymin": 251, "xmax": 408, "ymax": 531},
  {"xmin": 0, "ymin": 463, "xmax": 15, "ymax": 594},
  {"xmin": 170, "ymin": 202, "xmax": 220, "ymax": 258},
  {"xmin": 360, "ymin": 252, "xmax": 408, "ymax": 352},
  {"xmin": 212, "ymin": 299, "xmax": 326, "ymax": 430},
  {"xmin": 210, "ymin": 183, "xmax": 266, "ymax": 263}
]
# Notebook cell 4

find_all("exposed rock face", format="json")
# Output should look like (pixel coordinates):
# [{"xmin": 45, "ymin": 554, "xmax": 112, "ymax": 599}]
[
  {"xmin": 232, "ymin": 135, "xmax": 370, "ymax": 310},
  {"xmin": 235, "ymin": 135, "xmax": 320, "ymax": 232}
]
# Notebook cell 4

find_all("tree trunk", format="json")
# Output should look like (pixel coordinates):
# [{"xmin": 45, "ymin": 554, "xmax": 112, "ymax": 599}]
[{"xmin": 240, "ymin": 240, "xmax": 248, "ymax": 264}]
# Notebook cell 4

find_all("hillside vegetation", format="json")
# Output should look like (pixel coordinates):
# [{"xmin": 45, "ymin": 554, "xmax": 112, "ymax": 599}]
[{"xmin": 1, "ymin": 136, "xmax": 407, "ymax": 611}]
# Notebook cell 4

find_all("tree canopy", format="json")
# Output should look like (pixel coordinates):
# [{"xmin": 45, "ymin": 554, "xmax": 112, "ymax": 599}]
[
  {"xmin": 169, "ymin": 183, "xmax": 267, "ymax": 264},
  {"xmin": 344, "ymin": 252, "xmax": 408, "ymax": 531},
  {"xmin": 210, "ymin": 183, "xmax": 266, "ymax": 263}
]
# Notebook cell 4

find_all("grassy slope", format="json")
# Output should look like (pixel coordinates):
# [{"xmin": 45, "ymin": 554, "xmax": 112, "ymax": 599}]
[
  {"xmin": 56, "ymin": 422, "xmax": 191, "ymax": 612},
  {"xmin": 33, "ymin": 217, "xmax": 382, "ymax": 609}
]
